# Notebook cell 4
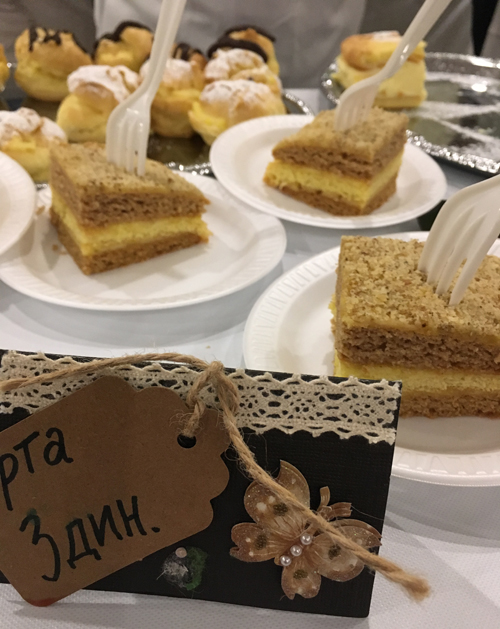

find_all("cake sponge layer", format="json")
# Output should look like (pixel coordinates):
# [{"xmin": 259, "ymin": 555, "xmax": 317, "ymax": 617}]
[
  {"xmin": 50, "ymin": 143, "xmax": 209, "ymax": 227},
  {"xmin": 335, "ymin": 237, "xmax": 500, "ymax": 372},
  {"xmin": 51, "ymin": 191, "xmax": 210, "ymax": 256},
  {"xmin": 334, "ymin": 353, "xmax": 500, "ymax": 418},
  {"xmin": 264, "ymin": 151, "xmax": 402, "ymax": 215},
  {"xmin": 51, "ymin": 208, "xmax": 207, "ymax": 275},
  {"xmin": 270, "ymin": 108, "xmax": 408, "ymax": 179}
]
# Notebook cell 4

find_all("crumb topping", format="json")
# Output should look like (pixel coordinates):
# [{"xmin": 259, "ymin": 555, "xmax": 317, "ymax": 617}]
[
  {"xmin": 273, "ymin": 108, "xmax": 408, "ymax": 162},
  {"xmin": 338, "ymin": 236, "xmax": 500, "ymax": 338},
  {"xmin": 50, "ymin": 142, "xmax": 207, "ymax": 198}
]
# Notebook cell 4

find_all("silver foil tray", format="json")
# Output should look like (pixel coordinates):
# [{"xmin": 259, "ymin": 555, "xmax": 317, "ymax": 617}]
[{"xmin": 321, "ymin": 52, "xmax": 500, "ymax": 175}]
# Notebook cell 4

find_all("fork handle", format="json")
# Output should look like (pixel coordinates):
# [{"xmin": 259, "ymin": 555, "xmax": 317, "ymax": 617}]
[
  {"xmin": 378, "ymin": 0, "xmax": 454, "ymax": 82},
  {"xmin": 138, "ymin": 0, "xmax": 187, "ymax": 105}
]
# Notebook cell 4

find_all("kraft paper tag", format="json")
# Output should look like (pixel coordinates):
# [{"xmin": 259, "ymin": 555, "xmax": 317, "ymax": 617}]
[{"xmin": 0, "ymin": 376, "xmax": 230, "ymax": 606}]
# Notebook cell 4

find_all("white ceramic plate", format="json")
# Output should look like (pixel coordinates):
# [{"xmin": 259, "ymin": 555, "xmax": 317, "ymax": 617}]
[
  {"xmin": 210, "ymin": 115, "xmax": 447, "ymax": 229},
  {"xmin": 243, "ymin": 231, "xmax": 500, "ymax": 486},
  {"xmin": 0, "ymin": 174, "xmax": 286, "ymax": 311},
  {"xmin": 0, "ymin": 153, "xmax": 36, "ymax": 256}
]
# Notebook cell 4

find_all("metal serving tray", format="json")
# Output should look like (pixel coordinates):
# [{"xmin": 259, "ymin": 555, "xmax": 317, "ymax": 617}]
[{"xmin": 321, "ymin": 52, "xmax": 500, "ymax": 176}]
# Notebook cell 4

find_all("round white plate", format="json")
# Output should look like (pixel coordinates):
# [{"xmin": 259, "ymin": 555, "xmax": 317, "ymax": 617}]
[
  {"xmin": 210, "ymin": 115, "xmax": 447, "ymax": 229},
  {"xmin": 0, "ymin": 153, "xmax": 36, "ymax": 256},
  {"xmin": 0, "ymin": 173, "xmax": 286, "ymax": 311},
  {"xmin": 243, "ymin": 231, "xmax": 500, "ymax": 486}
]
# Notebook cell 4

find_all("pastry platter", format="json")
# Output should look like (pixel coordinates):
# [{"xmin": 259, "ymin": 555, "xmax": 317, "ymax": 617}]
[
  {"xmin": 322, "ymin": 52, "xmax": 500, "ymax": 175},
  {"xmin": 210, "ymin": 115, "xmax": 447, "ymax": 229},
  {"xmin": 0, "ymin": 173, "xmax": 286, "ymax": 311},
  {"xmin": 2, "ymin": 65, "xmax": 313, "ymax": 177},
  {"xmin": 148, "ymin": 92, "xmax": 313, "ymax": 175},
  {"xmin": 243, "ymin": 231, "xmax": 500, "ymax": 487}
]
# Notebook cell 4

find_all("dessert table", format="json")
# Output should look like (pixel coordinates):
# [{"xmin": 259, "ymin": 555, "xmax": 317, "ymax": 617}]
[{"xmin": 1, "ymin": 89, "xmax": 499, "ymax": 628}]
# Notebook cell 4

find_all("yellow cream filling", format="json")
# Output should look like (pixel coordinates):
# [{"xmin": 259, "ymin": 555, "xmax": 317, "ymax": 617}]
[
  {"xmin": 334, "ymin": 353, "xmax": 500, "ymax": 395},
  {"xmin": 155, "ymin": 86, "xmax": 201, "ymax": 106},
  {"xmin": 265, "ymin": 151, "xmax": 403, "ymax": 208},
  {"xmin": 188, "ymin": 101, "xmax": 227, "ymax": 145},
  {"xmin": 335, "ymin": 55, "xmax": 427, "ymax": 103},
  {"xmin": 52, "ymin": 191, "xmax": 210, "ymax": 256},
  {"xmin": 2, "ymin": 137, "xmax": 49, "ymax": 182}
]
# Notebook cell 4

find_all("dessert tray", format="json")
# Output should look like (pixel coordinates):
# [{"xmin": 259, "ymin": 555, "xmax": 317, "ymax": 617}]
[
  {"xmin": 0, "ymin": 153, "xmax": 36, "ymax": 256},
  {"xmin": 210, "ymin": 115, "xmax": 446, "ymax": 229},
  {"xmin": 0, "ymin": 174, "xmax": 286, "ymax": 311},
  {"xmin": 3, "ymin": 76, "xmax": 312, "ymax": 177},
  {"xmin": 148, "ymin": 92, "xmax": 313, "ymax": 175},
  {"xmin": 243, "ymin": 231, "xmax": 500, "ymax": 487},
  {"xmin": 322, "ymin": 52, "xmax": 500, "ymax": 175}
]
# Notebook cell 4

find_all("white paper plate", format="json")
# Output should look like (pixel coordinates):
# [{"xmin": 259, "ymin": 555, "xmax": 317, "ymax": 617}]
[
  {"xmin": 210, "ymin": 115, "xmax": 447, "ymax": 229},
  {"xmin": 0, "ymin": 174, "xmax": 286, "ymax": 311},
  {"xmin": 243, "ymin": 231, "xmax": 500, "ymax": 486},
  {"xmin": 0, "ymin": 153, "xmax": 36, "ymax": 256}
]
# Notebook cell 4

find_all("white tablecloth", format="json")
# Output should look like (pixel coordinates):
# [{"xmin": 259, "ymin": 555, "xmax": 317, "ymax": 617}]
[{"xmin": 1, "ymin": 90, "xmax": 499, "ymax": 628}]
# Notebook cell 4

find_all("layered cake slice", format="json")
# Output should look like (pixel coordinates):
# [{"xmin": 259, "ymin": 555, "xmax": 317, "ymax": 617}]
[
  {"xmin": 332, "ymin": 236, "xmax": 500, "ymax": 418},
  {"xmin": 49, "ymin": 143, "xmax": 210, "ymax": 274},
  {"xmin": 263, "ymin": 108, "xmax": 407, "ymax": 216}
]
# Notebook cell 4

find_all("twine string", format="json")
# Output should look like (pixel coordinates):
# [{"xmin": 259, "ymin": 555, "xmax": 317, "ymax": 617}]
[{"xmin": 0, "ymin": 352, "xmax": 429, "ymax": 601}]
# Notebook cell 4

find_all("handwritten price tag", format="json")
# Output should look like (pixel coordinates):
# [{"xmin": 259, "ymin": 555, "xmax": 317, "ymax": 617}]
[{"xmin": 0, "ymin": 376, "xmax": 229, "ymax": 605}]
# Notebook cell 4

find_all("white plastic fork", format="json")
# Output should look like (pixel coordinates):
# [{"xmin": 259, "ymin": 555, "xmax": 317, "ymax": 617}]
[
  {"xmin": 106, "ymin": 0, "xmax": 187, "ymax": 175},
  {"xmin": 418, "ymin": 174, "xmax": 500, "ymax": 306},
  {"xmin": 334, "ymin": 0, "xmax": 453, "ymax": 132}
]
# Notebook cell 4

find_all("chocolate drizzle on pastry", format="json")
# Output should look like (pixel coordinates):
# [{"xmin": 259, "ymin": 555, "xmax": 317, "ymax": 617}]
[
  {"xmin": 223, "ymin": 24, "xmax": 276, "ymax": 42},
  {"xmin": 207, "ymin": 37, "xmax": 268, "ymax": 62},
  {"xmin": 28, "ymin": 26, "xmax": 87, "ymax": 53},
  {"xmin": 172, "ymin": 42, "xmax": 204, "ymax": 61},
  {"xmin": 98, "ymin": 20, "xmax": 152, "ymax": 45}
]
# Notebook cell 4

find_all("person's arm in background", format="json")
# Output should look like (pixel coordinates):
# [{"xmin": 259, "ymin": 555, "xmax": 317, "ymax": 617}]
[{"xmin": 0, "ymin": 0, "xmax": 96, "ymax": 61}]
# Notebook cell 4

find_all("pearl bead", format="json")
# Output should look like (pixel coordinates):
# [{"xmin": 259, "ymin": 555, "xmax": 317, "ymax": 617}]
[
  {"xmin": 290, "ymin": 544, "xmax": 302, "ymax": 557},
  {"xmin": 280, "ymin": 555, "xmax": 292, "ymax": 567},
  {"xmin": 300, "ymin": 533, "xmax": 313, "ymax": 546}
]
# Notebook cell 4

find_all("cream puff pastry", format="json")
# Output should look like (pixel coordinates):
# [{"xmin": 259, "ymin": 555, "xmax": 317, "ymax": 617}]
[
  {"xmin": 188, "ymin": 79, "xmax": 286, "ymax": 145},
  {"xmin": 222, "ymin": 25, "xmax": 279, "ymax": 75},
  {"xmin": 141, "ymin": 58, "xmax": 205, "ymax": 138},
  {"xmin": 15, "ymin": 27, "xmax": 92, "ymax": 101},
  {"xmin": 56, "ymin": 65, "xmax": 140, "ymax": 143},
  {"xmin": 0, "ymin": 107, "xmax": 67, "ymax": 181},
  {"xmin": 94, "ymin": 21, "xmax": 153, "ymax": 72}
]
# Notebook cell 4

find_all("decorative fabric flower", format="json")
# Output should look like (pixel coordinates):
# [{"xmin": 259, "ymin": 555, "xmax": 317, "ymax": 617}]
[{"xmin": 230, "ymin": 460, "xmax": 381, "ymax": 599}]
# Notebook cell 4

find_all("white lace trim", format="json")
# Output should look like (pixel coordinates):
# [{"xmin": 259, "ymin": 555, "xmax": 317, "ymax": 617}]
[{"xmin": 0, "ymin": 352, "xmax": 400, "ymax": 445}]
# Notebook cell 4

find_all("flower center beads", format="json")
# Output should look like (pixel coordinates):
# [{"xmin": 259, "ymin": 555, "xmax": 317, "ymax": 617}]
[{"xmin": 279, "ymin": 531, "xmax": 313, "ymax": 566}]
